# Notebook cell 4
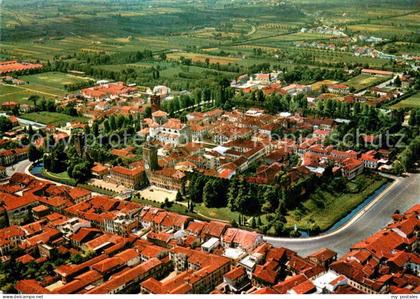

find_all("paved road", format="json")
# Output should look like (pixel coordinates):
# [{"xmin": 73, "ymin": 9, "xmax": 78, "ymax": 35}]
[
  {"xmin": 5, "ymin": 159, "xmax": 32, "ymax": 177},
  {"xmin": 264, "ymin": 172, "xmax": 420, "ymax": 257}
]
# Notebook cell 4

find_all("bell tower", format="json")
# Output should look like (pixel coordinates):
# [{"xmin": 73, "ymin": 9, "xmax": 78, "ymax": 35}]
[
  {"xmin": 143, "ymin": 141, "xmax": 158, "ymax": 171},
  {"xmin": 150, "ymin": 94, "xmax": 161, "ymax": 112}
]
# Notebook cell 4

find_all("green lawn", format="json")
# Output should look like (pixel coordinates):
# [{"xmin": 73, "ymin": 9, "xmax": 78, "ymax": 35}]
[
  {"xmin": 42, "ymin": 169, "xmax": 76, "ymax": 185},
  {"xmin": 391, "ymin": 92, "xmax": 420, "ymax": 109},
  {"xmin": 285, "ymin": 174, "xmax": 389, "ymax": 231},
  {"xmin": 194, "ymin": 204, "xmax": 239, "ymax": 223},
  {"xmin": 20, "ymin": 111, "xmax": 88, "ymax": 126},
  {"xmin": 345, "ymin": 74, "xmax": 390, "ymax": 91}
]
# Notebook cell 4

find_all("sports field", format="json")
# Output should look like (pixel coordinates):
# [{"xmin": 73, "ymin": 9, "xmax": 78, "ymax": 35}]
[
  {"xmin": 391, "ymin": 93, "xmax": 420, "ymax": 109},
  {"xmin": 345, "ymin": 74, "xmax": 390, "ymax": 91},
  {"xmin": 20, "ymin": 111, "xmax": 88, "ymax": 126},
  {"xmin": 20, "ymin": 72, "xmax": 92, "ymax": 96}
]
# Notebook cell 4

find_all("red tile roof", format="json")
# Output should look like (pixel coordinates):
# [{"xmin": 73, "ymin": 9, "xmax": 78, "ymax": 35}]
[
  {"xmin": 87, "ymin": 258, "xmax": 162, "ymax": 294},
  {"xmin": 273, "ymin": 274, "xmax": 307, "ymax": 294},
  {"xmin": 308, "ymin": 248, "xmax": 337, "ymax": 263},
  {"xmin": 15, "ymin": 279, "xmax": 50, "ymax": 294},
  {"xmin": 222, "ymin": 228, "xmax": 261, "ymax": 251},
  {"xmin": 16, "ymin": 254, "xmax": 35, "ymax": 265},
  {"xmin": 186, "ymin": 221, "xmax": 207, "ymax": 235},
  {"xmin": 111, "ymin": 165, "xmax": 144, "ymax": 176},
  {"xmin": 224, "ymin": 266, "xmax": 246, "ymax": 281},
  {"xmin": 291, "ymin": 279, "xmax": 316, "ymax": 294},
  {"xmin": 68, "ymin": 187, "xmax": 91, "ymax": 201}
]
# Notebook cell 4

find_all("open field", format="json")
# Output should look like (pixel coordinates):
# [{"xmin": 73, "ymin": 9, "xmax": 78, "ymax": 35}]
[
  {"xmin": 20, "ymin": 111, "xmax": 88, "ymax": 126},
  {"xmin": 391, "ymin": 92, "xmax": 420, "ymax": 109},
  {"xmin": 166, "ymin": 52, "xmax": 240, "ymax": 65},
  {"xmin": 20, "ymin": 72, "xmax": 92, "ymax": 96},
  {"xmin": 0, "ymin": 72, "xmax": 90, "ymax": 106},
  {"xmin": 195, "ymin": 204, "xmax": 240, "ymax": 223},
  {"xmin": 0, "ymin": 84, "xmax": 54, "ymax": 106},
  {"xmin": 345, "ymin": 74, "xmax": 390, "ymax": 91},
  {"xmin": 347, "ymin": 24, "xmax": 417, "ymax": 37}
]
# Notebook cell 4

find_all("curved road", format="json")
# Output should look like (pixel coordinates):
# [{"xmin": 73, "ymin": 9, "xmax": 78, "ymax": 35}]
[
  {"xmin": 265, "ymin": 171, "xmax": 420, "ymax": 257},
  {"xmin": 6, "ymin": 160, "xmax": 419, "ymax": 257}
]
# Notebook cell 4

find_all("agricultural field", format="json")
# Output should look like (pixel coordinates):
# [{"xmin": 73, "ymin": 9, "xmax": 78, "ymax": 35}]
[
  {"xmin": 1, "ymin": 0, "xmax": 417, "ymax": 93},
  {"xmin": 391, "ymin": 92, "xmax": 420, "ymax": 109},
  {"xmin": 0, "ymin": 84, "xmax": 54, "ymax": 106},
  {"xmin": 347, "ymin": 24, "xmax": 416, "ymax": 38},
  {"xmin": 166, "ymin": 52, "xmax": 240, "ymax": 65},
  {"xmin": 20, "ymin": 111, "xmax": 88, "ymax": 126},
  {"xmin": 345, "ymin": 74, "xmax": 390, "ymax": 91},
  {"xmin": 19, "ymin": 72, "xmax": 92, "ymax": 96}
]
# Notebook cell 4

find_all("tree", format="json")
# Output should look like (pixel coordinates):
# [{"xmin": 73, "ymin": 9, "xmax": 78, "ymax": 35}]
[
  {"xmin": 394, "ymin": 75, "xmax": 401, "ymax": 87},
  {"xmin": 175, "ymin": 191, "xmax": 183, "ymax": 202},
  {"xmin": 28, "ymin": 144, "xmax": 41, "ymax": 162},
  {"xmin": 109, "ymin": 116, "xmax": 117, "ymax": 131},
  {"xmin": 103, "ymin": 120, "xmax": 110, "ymax": 133},
  {"xmin": 92, "ymin": 121, "xmax": 99, "ymax": 137},
  {"xmin": 28, "ymin": 125, "xmax": 34, "ymax": 136},
  {"xmin": 68, "ymin": 161, "xmax": 91, "ymax": 183},
  {"xmin": 273, "ymin": 220, "xmax": 285, "ymax": 235},
  {"xmin": 231, "ymin": 219, "xmax": 238, "ymax": 228},
  {"xmin": 251, "ymin": 217, "xmax": 256, "ymax": 228},
  {"xmin": 28, "ymin": 95, "xmax": 39, "ymax": 111},
  {"xmin": 408, "ymin": 109, "xmax": 419, "ymax": 127},
  {"xmin": 262, "ymin": 187, "xmax": 278, "ymax": 213},
  {"xmin": 144, "ymin": 106, "xmax": 152, "ymax": 118},
  {"xmin": 0, "ymin": 116, "xmax": 12, "ymax": 133},
  {"xmin": 202, "ymin": 179, "xmax": 228, "ymax": 208}
]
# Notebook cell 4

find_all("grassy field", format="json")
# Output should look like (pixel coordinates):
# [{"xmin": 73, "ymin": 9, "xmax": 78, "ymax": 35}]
[
  {"xmin": 20, "ymin": 111, "xmax": 88, "ymax": 126},
  {"xmin": 0, "ymin": 72, "xmax": 91, "ymax": 107},
  {"xmin": 345, "ymin": 74, "xmax": 390, "ymax": 91},
  {"xmin": 285, "ymin": 174, "xmax": 388, "ymax": 231},
  {"xmin": 42, "ymin": 169, "xmax": 76, "ymax": 185},
  {"xmin": 20, "ymin": 72, "xmax": 92, "ymax": 96},
  {"xmin": 0, "ymin": 84, "xmax": 56, "ymax": 106},
  {"xmin": 195, "ymin": 204, "xmax": 240, "ymax": 223},
  {"xmin": 391, "ymin": 92, "xmax": 420, "ymax": 109}
]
